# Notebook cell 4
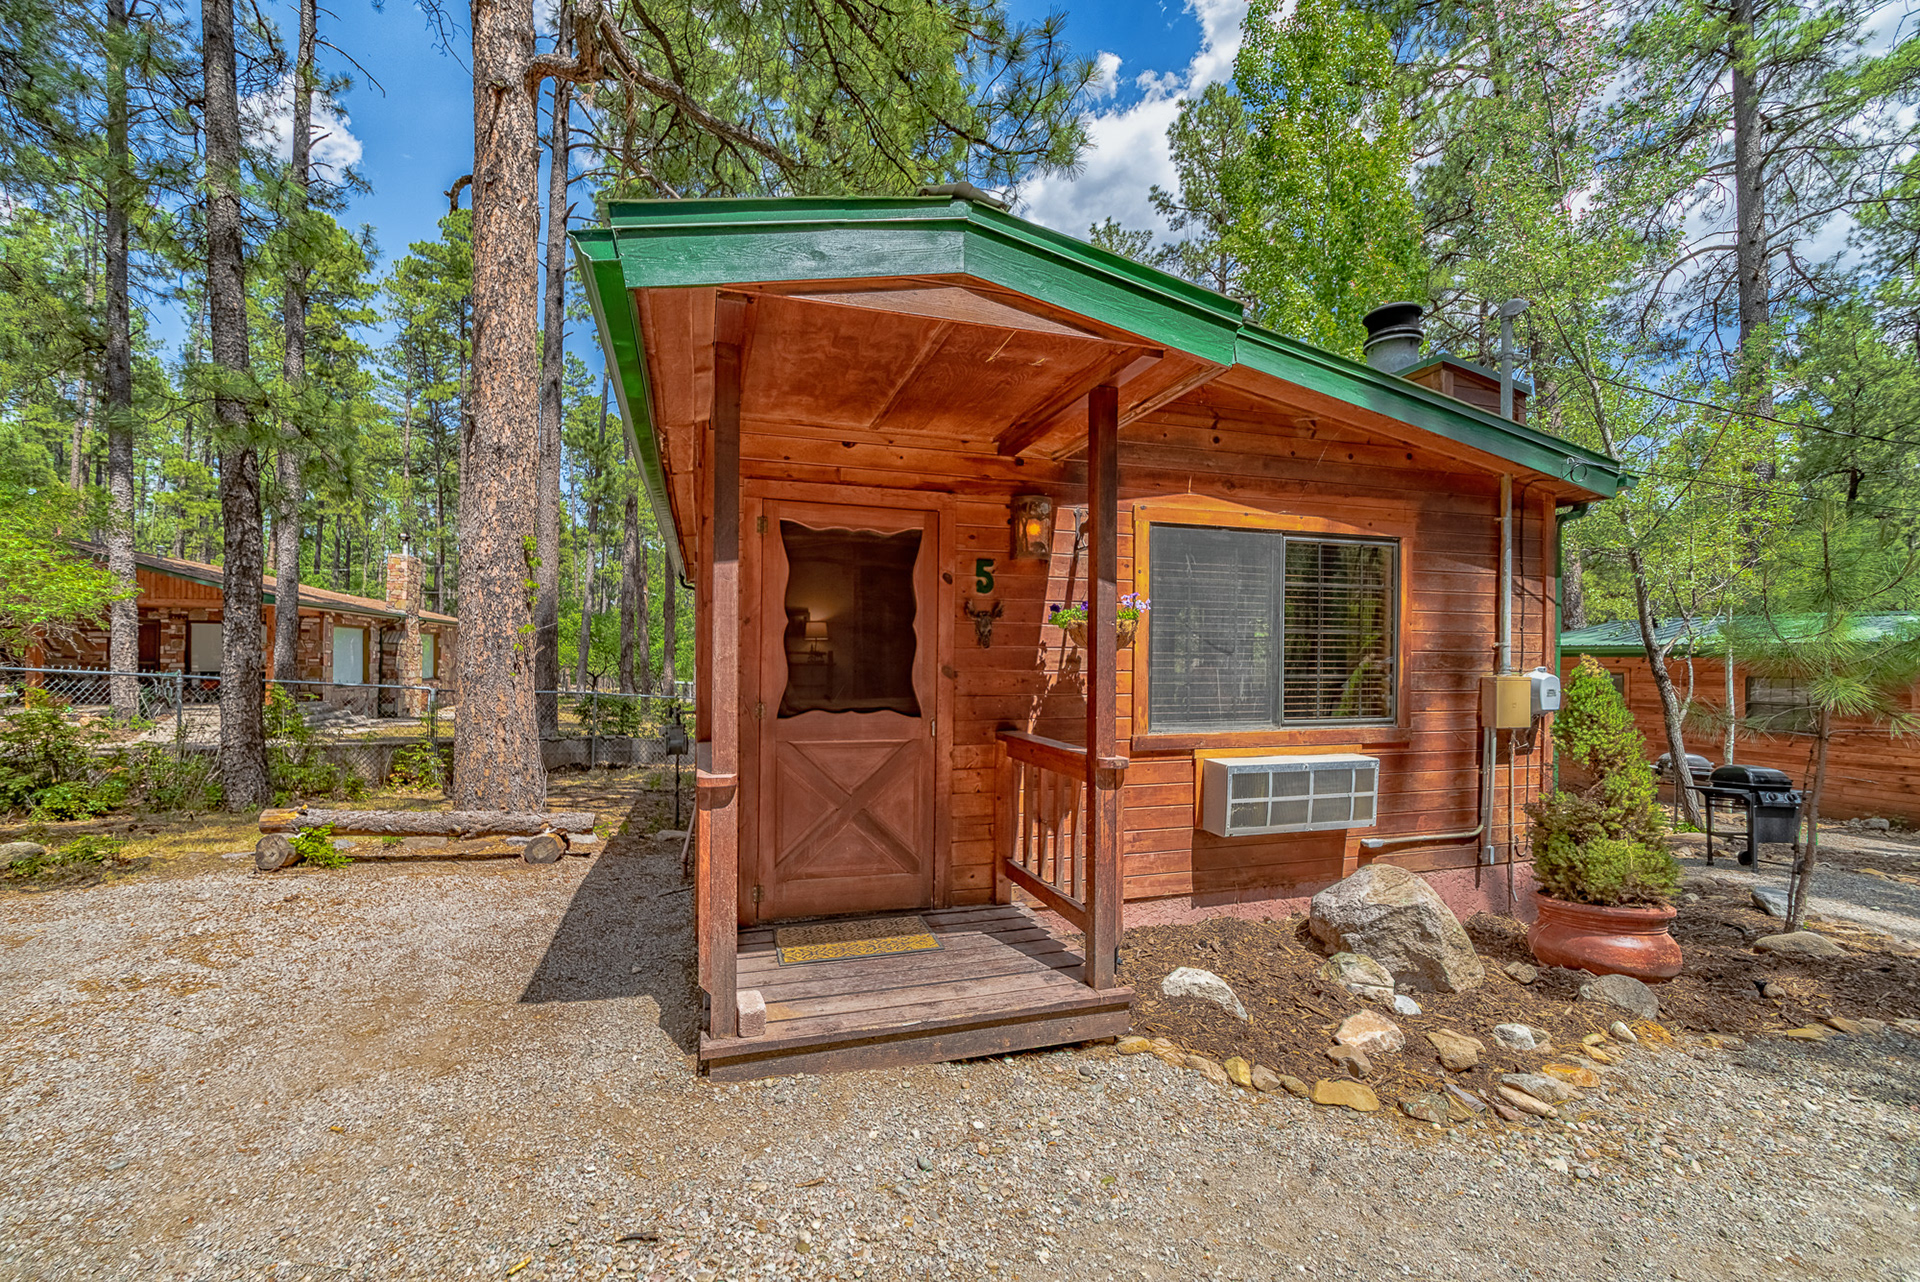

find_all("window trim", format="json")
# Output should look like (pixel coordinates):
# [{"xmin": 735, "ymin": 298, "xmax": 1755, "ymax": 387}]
[{"xmin": 1131, "ymin": 497, "xmax": 1412, "ymax": 748}]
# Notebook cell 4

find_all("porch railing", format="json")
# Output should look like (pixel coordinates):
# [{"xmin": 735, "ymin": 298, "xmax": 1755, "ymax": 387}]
[{"xmin": 995, "ymin": 728, "xmax": 1101, "ymax": 936}]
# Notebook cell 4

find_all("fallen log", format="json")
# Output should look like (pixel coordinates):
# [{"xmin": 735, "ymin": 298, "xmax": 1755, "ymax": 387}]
[{"xmin": 257, "ymin": 808, "xmax": 595, "ymax": 838}]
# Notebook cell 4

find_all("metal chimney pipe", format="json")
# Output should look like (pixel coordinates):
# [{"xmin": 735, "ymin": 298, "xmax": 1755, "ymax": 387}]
[{"xmin": 1361, "ymin": 301, "xmax": 1425, "ymax": 374}]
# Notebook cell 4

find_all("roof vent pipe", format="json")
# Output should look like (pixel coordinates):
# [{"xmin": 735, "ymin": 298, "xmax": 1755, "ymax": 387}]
[{"xmin": 1361, "ymin": 301, "xmax": 1425, "ymax": 374}]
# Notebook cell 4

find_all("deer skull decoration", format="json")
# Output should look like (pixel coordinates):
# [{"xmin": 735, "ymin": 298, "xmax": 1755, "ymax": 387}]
[{"xmin": 962, "ymin": 598, "xmax": 1003, "ymax": 649}]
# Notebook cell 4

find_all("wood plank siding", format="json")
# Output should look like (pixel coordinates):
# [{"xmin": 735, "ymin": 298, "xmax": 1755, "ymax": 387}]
[
  {"xmin": 1564, "ymin": 653, "xmax": 1920, "ymax": 823},
  {"xmin": 654, "ymin": 286, "xmax": 1563, "ymax": 914}
]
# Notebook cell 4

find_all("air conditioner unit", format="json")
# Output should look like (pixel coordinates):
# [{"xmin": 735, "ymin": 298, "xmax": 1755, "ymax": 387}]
[{"xmin": 1199, "ymin": 754, "xmax": 1380, "ymax": 838}]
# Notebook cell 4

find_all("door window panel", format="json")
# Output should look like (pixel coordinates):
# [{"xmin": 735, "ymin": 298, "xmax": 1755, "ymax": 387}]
[{"xmin": 779, "ymin": 522, "xmax": 921, "ymax": 717}]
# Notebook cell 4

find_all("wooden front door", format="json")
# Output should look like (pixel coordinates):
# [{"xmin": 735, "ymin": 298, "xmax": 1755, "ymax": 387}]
[{"xmin": 754, "ymin": 502, "xmax": 940, "ymax": 922}]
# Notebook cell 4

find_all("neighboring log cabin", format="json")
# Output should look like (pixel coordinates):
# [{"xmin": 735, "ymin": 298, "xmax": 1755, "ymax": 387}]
[
  {"xmin": 1561, "ymin": 615, "xmax": 1920, "ymax": 823},
  {"xmin": 29, "ymin": 546, "xmax": 457, "ymax": 716},
  {"xmin": 572, "ymin": 194, "xmax": 1630, "ymax": 1078}
]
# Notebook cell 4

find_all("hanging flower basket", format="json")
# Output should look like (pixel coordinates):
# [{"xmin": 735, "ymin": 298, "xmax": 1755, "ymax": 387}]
[{"xmin": 1054, "ymin": 594, "xmax": 1147, "ymax": 649}]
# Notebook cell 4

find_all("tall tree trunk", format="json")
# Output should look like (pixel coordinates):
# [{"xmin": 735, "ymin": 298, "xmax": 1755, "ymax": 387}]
[
  {"xmin": 455, "ymin": 0, "xmax": 555, "ymax": 809},
  {"xmin": 619, "ymin": 488, "xmax": 638, "ymax": 693},
  {"xmin": 272, "ymin": 0, "xmax": 317, "ymax": 682},
  {"xmin": 207, "ymin": 0, "xmax": 270, "ymax": 806},
  {"xmin": 1562, "ymin": 549, "xmax": 1586, "ymax": 631},
  {"xmin": 205, "ymin": 0, "xmax": 268, "ymax": 808},
  {"xmin": 1730, "ymin": 0, "xmax": 1770, "ymax": 418},
  {"xmin": 1786, "ymin": 710, "xmax": 1829, "ymax": 930},
  {"xmin": 535, "ymin": 33, "xmax": 571, "ymax": 738},
  {"xmin": 103, "ymin": 0, "xmax": 137, "ymax": 716},
  {"xmin": 636, "ymin": 536, "xmax": 652, "ymax": 694},
  {"xmin": 1627, "ymin": 546, "xmax": 1704, "ymax": 829},
  {"xmin": 661, "ymin": 563, "xmax": 677, "ymax": 695}
]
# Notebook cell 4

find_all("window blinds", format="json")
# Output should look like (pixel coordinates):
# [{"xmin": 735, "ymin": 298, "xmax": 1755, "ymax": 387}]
[{"xmin": 1149, "ymin": 525, "xmax": 1396, "ymax": 731}]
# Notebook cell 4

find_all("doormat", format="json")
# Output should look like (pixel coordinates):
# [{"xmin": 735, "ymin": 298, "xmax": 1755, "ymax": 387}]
[{"xmin": 774, "ymin": 915, "xmax": 940, "ymax": 966}]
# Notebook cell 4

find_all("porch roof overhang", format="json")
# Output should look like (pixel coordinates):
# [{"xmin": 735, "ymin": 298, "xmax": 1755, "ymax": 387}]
[{"xmin": 572, "ymin": 195, "xmax": 1632, "ymax": 573}]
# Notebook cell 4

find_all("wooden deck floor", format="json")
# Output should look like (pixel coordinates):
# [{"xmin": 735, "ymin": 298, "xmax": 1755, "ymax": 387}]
[{"xmin": 698, "ymin": 905, "xmax": 1133, "ymax": 1080}]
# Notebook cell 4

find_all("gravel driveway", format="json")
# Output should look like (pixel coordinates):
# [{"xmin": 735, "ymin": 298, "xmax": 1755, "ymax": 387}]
[{"xmin": 3, "ymin": 803, "xmax": 1918, "ymax": 1282}]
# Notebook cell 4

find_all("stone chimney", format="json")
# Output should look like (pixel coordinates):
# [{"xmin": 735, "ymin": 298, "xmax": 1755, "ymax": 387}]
[{"xmin": 386, "ymin": 552, "xmax": 426, "ymax": 715}]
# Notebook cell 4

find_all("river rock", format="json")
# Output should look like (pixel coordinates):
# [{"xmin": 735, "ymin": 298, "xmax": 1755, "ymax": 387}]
[
  {"xmin": 1316, "ymin": 952, "xmax": 1396, "ymax": 1003},
  {"xmin": 1495, "ymin": 1085, "xmax": 1559, "ymax": 1118},
  {"xmin": 1491, "ymin": 1023, "xmax": 1552, "ymax": 1052},
  {"xmin": 1500, "ymin": 1072, "xmax": 1583, "ymax": 1105},
  {"xmin": 1753, "ymin": 931, "xmax": 1845, "ymax": 958},
  {"xmin": 1425, "ymin": 1029, "xmax": 1483, "ymax": 1072},
  {"xmin": 1503, "ymin": 961, "xmax": 1539, "ymax": 985},
  {"xmin": 1608, "ymin": 1021, "xmax": 1638, "ymax": 1044},
  {"xmin": 1184, "ymin": 1054, "xmax": 1231, "ymax": 1087},
  {"xmin": 1751, "ymin": 886, "xmax": 1789, "ymax": 917},
  {"xmin": 1401, "ymin": 1093, "xmax": 1451, "ymax": 1125},
  {"xmin": 1326, "ymin": 1044, "xmax": 1373, "ymax": 1077},
  {"xmin": 1579, "ymin": 973, "xmax": 1661, "ymax": 1020},
  {"xmin": 1334, "ymin": 1010, "xmax": 1406, "ymax": 1056},
  {"xmin": 0, "ymin": 842, "xmax": 47, "ymax": 865},
  {"xmin": 1542, "ymin": 1063, "xmax": 1601, "ymax": 1090},
  {"xmin": 1308, "ymin": 864, "xmax": 1486, "ymax": 992},
  {"xmin": 1392, "ymin": 994, "xmax": 1422, "ymax": 1016},
  {"xmin": 1161, "ymin": 967, "xmax": 1249, "ymax": 1020},
  {"xmin": 1116, "ymin": 1036, "xmax": 1153, "ymax": 1056},
  {"xmin": 1223, "ymin": 1056, "xmax": 1254, "ymax": 1088},
  {"xmin": 1310, "ymin": 1079, "xmax": 1380, "ymax": 1112},
  {"xmin": 1443, "ymin": 1083, "xmax": 1487, "ymax": 1114},
  {"xmin": 1250, "ymin": 1065, "xmax": 1284, "ymax": 1093}
]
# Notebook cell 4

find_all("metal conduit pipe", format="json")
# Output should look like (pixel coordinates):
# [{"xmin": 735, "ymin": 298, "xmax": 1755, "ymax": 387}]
[
  {"xmin": 1482, "ymin": 474, "xmax": 1514, "ymax": 866},
  {"xmin": 1360, "ymin": 824, "xmax": 1483, "ymax": 852}
]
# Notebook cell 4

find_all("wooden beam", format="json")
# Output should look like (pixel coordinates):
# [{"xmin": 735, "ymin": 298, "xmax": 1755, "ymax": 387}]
[
  {"xmin": 1084, "ymin": 383, "xmax": 1122, "ymax": 991},
  {"xmin": 995, "ymin": 346, "xmax": 1156, "ymax": 457},
  {"xmin": 1035, "ymin": 352, "xmax": 1228, "ymax": 460},
  {"xmin": 706, "ymin": 294, "xmax": 747, "ymax": 1041}
]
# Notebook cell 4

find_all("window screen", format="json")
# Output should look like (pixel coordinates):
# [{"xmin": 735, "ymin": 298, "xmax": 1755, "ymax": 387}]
[
  {"xmin": 1745, "ymin": 677, "xmax": 1814, "ymax": 733},
  {"xmin": 1149, "ymin": 525, "xmax": 1396, "ymax": 731}
]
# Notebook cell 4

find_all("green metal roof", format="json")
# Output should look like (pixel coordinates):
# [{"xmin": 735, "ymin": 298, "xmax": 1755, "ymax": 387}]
[
  {"xmin": 573, "ymin": 195, "xmax": 1633, "ymax": 568},
  {"xmin": 1562, "ymin": 613, "xmax": 1920, "ymax": 657}
]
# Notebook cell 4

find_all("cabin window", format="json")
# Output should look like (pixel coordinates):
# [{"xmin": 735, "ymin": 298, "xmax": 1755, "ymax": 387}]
[
  {"xmin": 1147, "ymin": 525, "xmax": 1397, "ymax": 731},
  {"xmin": 187, "ymin": 621, "xmax": 223, "ymax": 675},
  {"xmin": 332, "ymin": 626, "xmax": 367, "ymax": 686},
  {"xmin": 421, "ymin": 633, "xmax": 436, "ymax": 680},
  {"xmin": 1745, "ymin": 677, "xmax": 1815, "ymax": 733},
  {"xmin": 778, "ymin": 522, "xmax": 921, "ymax": 717}
]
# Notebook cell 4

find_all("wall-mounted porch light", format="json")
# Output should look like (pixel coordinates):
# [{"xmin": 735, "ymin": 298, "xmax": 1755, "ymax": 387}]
[{"xmin": 1010, "ymin": 494, "xmax": 1053, "ymax": 561}]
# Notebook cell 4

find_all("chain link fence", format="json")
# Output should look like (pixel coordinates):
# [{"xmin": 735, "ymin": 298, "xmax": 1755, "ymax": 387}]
[
  {"xmin": 0, "ymin": 667, "xmax": 450, "ymax": 793},
  {"xmin": 3, "ymin": 667, "xmax": 694, "ymax": 791}
]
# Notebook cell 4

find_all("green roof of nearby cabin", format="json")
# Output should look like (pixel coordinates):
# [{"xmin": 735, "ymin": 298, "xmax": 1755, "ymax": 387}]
[
  {"xmin": 1562, "ymin": 614, "xmax": 1920, "ymax": 657},
  {"xmin": 572, "ymin": 195, "xmax": 1634, "ymax": 556}
]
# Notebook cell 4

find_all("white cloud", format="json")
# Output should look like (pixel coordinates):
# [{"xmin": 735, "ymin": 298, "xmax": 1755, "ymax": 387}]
[
  {"xmin": 1017, "ymin": 0, "xmax": 1248, "ymax": 239},
  {"xmin": 245, "ymin": 74, "xmax": 365, "ymax": 180},
  {"xmin": 1089, "ymin": 51, "xmax": 1122, "ymax": 101}
]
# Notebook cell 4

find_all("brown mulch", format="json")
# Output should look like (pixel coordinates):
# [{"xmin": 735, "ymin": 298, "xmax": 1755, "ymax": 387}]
[{"xmin": 1117, "ymin": 884, "xmax": 1920, "ymax": 1103}]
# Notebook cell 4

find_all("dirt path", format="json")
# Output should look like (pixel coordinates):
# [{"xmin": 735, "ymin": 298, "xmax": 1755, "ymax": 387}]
[{"xmin": 1, "ymin": 779, "xmax": 1916, "ymax": 1281}]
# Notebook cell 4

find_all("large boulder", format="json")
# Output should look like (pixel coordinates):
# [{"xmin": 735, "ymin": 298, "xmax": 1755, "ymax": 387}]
[{"xmin": 1309, "ymin": 865, "xmax": 1486, "ymax": 993}]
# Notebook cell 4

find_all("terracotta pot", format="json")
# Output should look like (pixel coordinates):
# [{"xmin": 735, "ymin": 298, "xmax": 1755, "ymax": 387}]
[{"xmin": 1527, "ymin": 894, "xmax": 1682, "ymax": 981}]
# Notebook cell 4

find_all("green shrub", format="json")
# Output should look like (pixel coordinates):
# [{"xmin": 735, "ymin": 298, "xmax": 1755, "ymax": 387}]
[
  {"xmin": 124, "ymin": 746, "xmax": 220, "ymax": 813},
  {"xmin": 29, "ymin": 779, "xmax": 115, "ymax": 821},
  {"xmin": 264, "ymin": 684, "xmax": 366, "ymax": 805},
  {"xmin": 0, "ymin": 689, "xmax": 103, "ymax": 814},
  {"xmin": 1525, "ymin": 654, "xmax": 1679, "ymax": 906},
  {"xmin": 292, "ymin": 825, "xmax": 350, "ymax": 868},
  {"xmin": 388, "ymin": 744, "xmax": 445, "ymax": 790},
  {"xmin": 3, "ymin": 833, "xmax": 129, "ymax": 880}
]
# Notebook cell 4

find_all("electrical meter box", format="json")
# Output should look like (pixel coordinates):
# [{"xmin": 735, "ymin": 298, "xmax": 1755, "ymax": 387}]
[
  {"xmin": 1528, "ymin": 665, "xmax": 1562, "ymax": 715},
  {"xmin": 1480, "ymin": 674, "xmax": 1534, "ymax": 729}
]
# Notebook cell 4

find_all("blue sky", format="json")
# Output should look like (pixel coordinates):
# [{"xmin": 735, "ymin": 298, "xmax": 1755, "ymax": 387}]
[{"xmin": 273, "ymin": 0, "xmax": 1245, "ymax": 293}]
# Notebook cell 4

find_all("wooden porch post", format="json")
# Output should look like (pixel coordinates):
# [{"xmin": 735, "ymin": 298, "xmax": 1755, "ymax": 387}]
[
  {"xmin": 1084, "ymin": 384, "xmax": 1123, "ymax": 990},
  {"xmin": 702, "ymin": 300, "xmax": 745, "ymax": 1039}
]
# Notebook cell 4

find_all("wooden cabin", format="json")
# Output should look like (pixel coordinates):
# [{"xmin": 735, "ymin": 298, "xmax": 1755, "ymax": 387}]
[
  {"xmin": 32, "ymin": 547, "xmax": 457, "ymax": 716},
  {"xmin": 1561, "ymin": 616, "xmax": 1920, "ymax": 823},
  {"xmin": 573, "ymin": 195, "xmax": 1628, "ymax": 1079}
]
